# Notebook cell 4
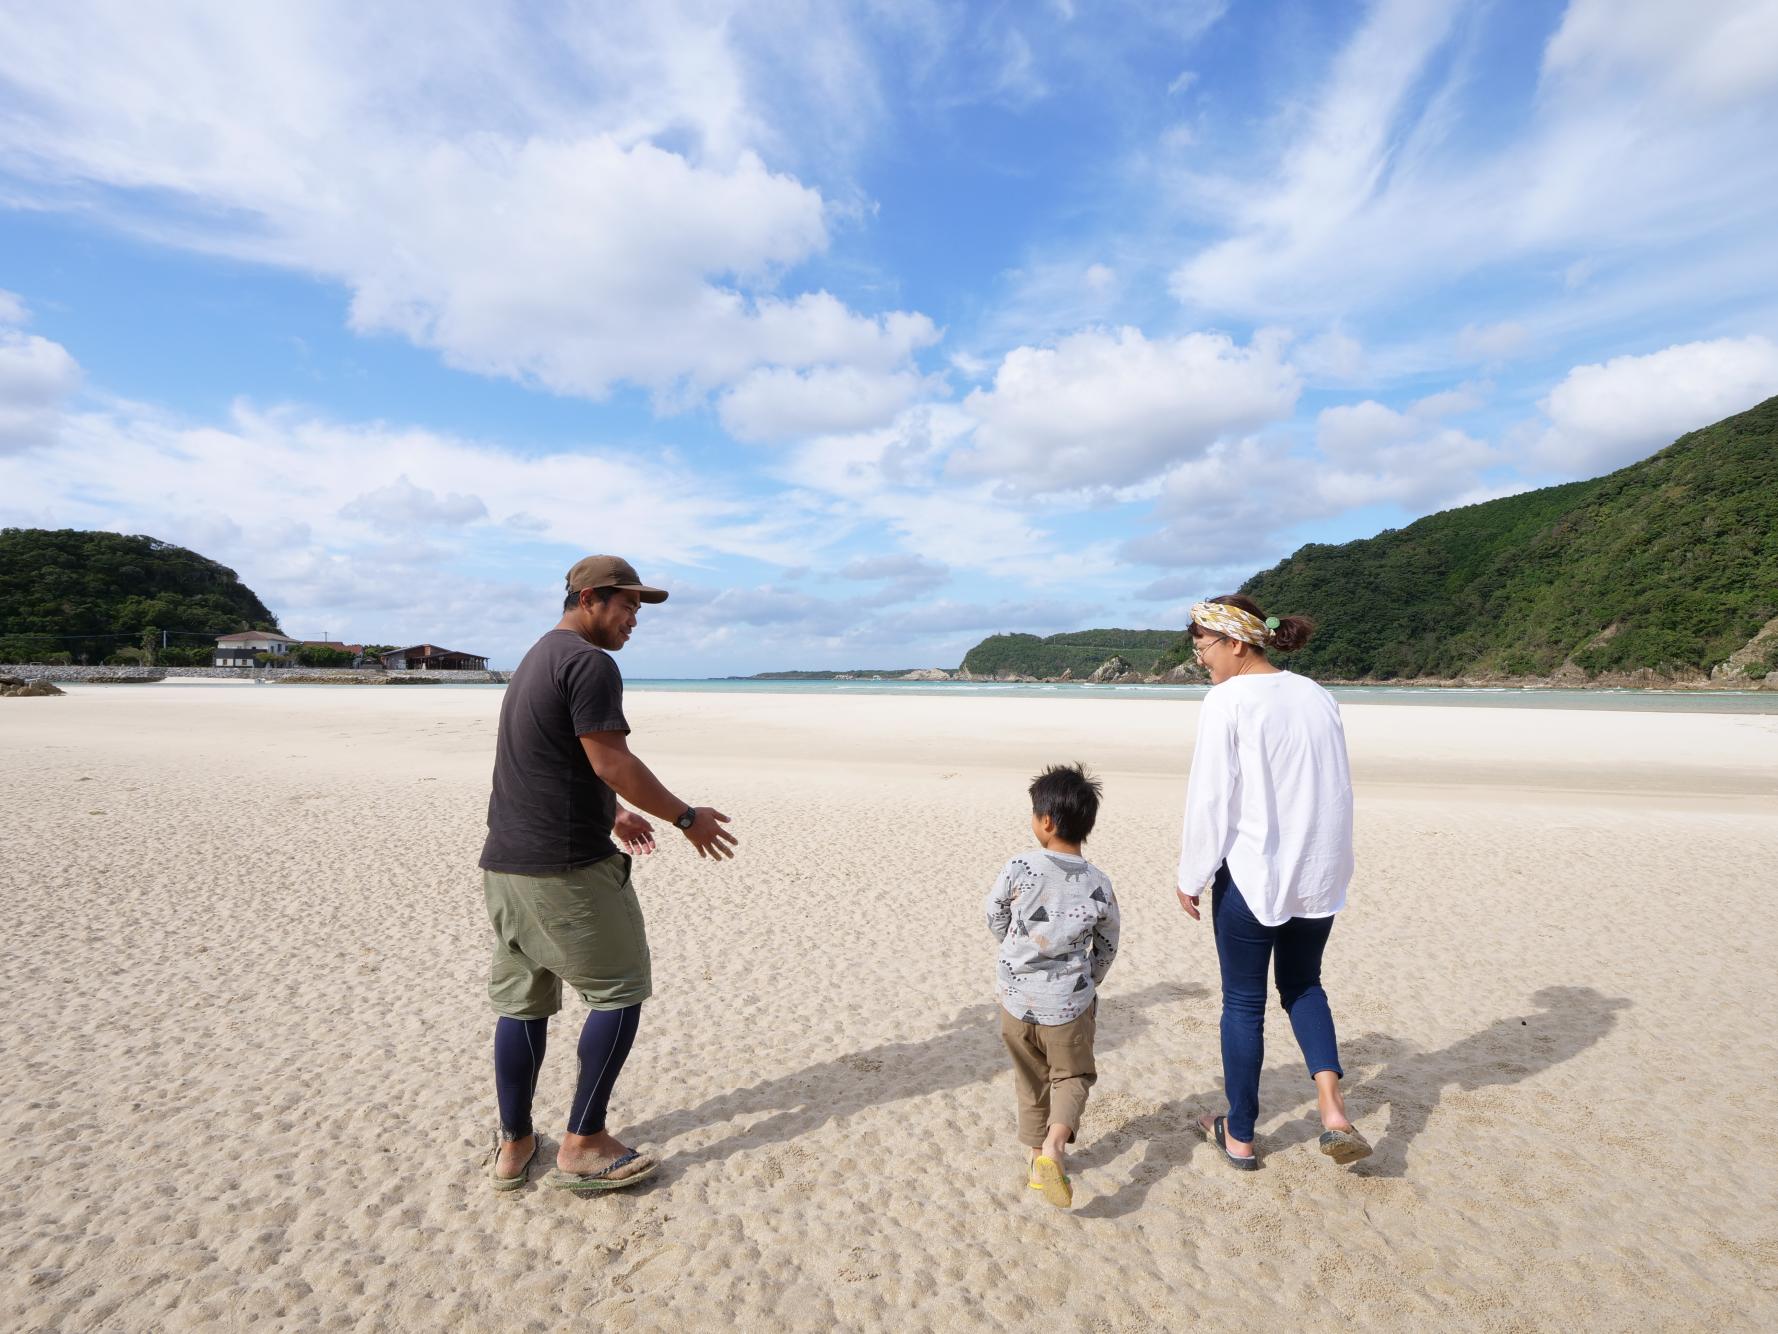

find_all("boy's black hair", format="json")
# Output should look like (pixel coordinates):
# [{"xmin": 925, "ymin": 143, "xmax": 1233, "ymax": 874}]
[{"xmin": 1029, "ymin": 762, "xmax": 1102, "ymax": 844}]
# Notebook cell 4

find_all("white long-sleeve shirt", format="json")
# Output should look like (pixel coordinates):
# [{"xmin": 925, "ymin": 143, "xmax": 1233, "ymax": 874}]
[{"xmin": 1177, "ymin": 671, "xmax": 1354, "ymax": 927}]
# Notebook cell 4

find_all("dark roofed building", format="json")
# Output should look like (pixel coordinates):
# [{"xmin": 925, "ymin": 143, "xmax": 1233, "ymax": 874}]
[{"xmin": 380, "ymin": 643, "xmax": 489, "ymax": 671}]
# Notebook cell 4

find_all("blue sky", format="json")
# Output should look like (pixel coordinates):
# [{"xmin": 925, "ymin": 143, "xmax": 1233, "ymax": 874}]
[{"xmin": 2, "ymin": 0, "xmax": 1776, "ymax": 673}]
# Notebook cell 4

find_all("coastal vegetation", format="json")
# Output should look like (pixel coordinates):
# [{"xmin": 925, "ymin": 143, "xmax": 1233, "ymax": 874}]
[
  {"xmin": 1200, "ymin": 394, "xmax": 1778, "ymax": 681},
  {"xmin": 0, "ymin": 528, "xmax": 278, "ymax": 665}
]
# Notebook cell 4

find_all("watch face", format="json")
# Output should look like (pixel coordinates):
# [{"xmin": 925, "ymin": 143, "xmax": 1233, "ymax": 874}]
[{"xmin": 676, "ymin": 808, "xmax": 696, "ymax": 829}]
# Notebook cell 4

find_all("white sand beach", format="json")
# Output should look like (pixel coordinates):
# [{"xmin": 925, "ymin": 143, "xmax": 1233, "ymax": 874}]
[{"xmin": 3, "ymin": 684, "xmax": 1776, "ymax": 1331}]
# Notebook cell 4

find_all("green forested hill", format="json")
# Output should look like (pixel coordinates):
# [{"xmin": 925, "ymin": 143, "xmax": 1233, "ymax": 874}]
[
  {"xmin": 0, "ymin": 528, "xmax": 279, "ymax": 664},
  {"xmin": 1219, "ymin": 395, "xmax": 1778, "ymax": 680},
  {"xmin": 961, "ymin": 629, "xmax": 1183, "ymax": 677}
]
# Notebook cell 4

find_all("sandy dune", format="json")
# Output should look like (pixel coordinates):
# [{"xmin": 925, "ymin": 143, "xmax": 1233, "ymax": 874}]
[{"xmin": 2, "ymin": 684, "xmax": 1775, "ymax": 1330}]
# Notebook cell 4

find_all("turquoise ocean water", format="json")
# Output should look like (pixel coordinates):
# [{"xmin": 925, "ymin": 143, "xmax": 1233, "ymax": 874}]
[{"xmin": 88, "ymin": 678, "xmax": 1778, "ymax": 714}]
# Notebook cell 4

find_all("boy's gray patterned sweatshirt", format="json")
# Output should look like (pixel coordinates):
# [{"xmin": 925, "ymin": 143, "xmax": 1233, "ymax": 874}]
[{"xmin": 985, "ymin": 849, "xmax": 1120, "ymax": 1025}]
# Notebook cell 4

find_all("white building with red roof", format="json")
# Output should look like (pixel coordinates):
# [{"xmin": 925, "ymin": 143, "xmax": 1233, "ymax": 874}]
[{"xmin": 211, "ymin": 633, "xmax": 366, "ymax": 667}]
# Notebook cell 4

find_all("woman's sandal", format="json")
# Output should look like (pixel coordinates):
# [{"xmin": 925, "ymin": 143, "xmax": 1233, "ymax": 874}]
[
  {"xmin": 1202, "ymin": 1115, "xmax": 1259, "ymax": 1172},
  {"xmin": 1318, "ymin": 1126, "xmax": 1373, "ymax": 1165},
  {"xmin": 544, "ymin": 1149, "xmax": 659, "ymax": 1194},
  {"xmin": 1030, "ymin": 1155, "xmax": 1073, "ymax": 1208}
]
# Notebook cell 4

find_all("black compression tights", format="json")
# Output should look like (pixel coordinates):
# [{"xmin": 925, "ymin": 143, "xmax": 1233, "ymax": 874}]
[{"xmin": 493, "ymin": 1004, "xmax": 641, "ymax": 1140}]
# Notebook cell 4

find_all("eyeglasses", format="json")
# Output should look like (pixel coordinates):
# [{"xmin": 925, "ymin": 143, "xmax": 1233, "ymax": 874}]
[{"xmin": 1190, "ymin": 633, "xmax": 1226, "ymax": 658}]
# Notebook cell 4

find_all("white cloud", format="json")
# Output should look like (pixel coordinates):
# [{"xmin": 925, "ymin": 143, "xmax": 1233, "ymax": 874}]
[
  {"xmin": 780, "ymin": 404, "xmax": 973, "ymax": 499},
  {"xmin": 1132, "ymin": 572, "xmax": 1201, "ymax": 602},
  {"xmin": 1543, "ymin": 0, "xmax": 1778, "ymax": 105},
  {"xmin": 0, "ymin": 290, "xmax": 27, "ymax": 325},
  {"xmin": 1532, "ymin": 336, "xmax": 1778, "ymax": 474},
  {"xmin": 1312, "ymin": 402, "xmax": 1495, "ymax": 507},
  {"xmin": 838, "ymin": 552, "xmax": 950, "ymax": 605},
  {"xmin": 982, "ymin": 28, "xmax": 1047, "ymax": 107},
  {"xmin": 967, "ymin": 253, "xmax": 1133, "ymax": 357},
  {"xmin": 841, "ymin": 553, "xmax": 947, "ymax": 581},
  {"xmin": 1292, "ymin": 326, "xmax": 1367, "ymax": 382},
  {"xmin": 954, "ymin": 326, "xmax": 1300, "ymax": 492},
  {"xmin": 0, "ymin": 5, "xmax": 932, "ymax": 410},
  {"xmin": 1169, "ymin": 0, "xmax": 1463, "ymax": 314},
  {"xmin": 873, "ymin": 490, "xmax": 1072, "ymax": 577},
  {"xmin": 1164, "ymin": 0, "xmax": 1778, "ymax": 357},
  {"xmin": 1456, "ymin": 321, "xmax": 1528, "ymax": 364},
  {"xmin": 717, "ymin": 362, "xmax": 936, "ymax": 443},
  {"xmin": 1123, "ymin": 436, "xmax": 1302, "ymax": 567},
  {"xmin": 1408, "ymin": 381, "xmax": 1488, "ymax": 418},
  {"xmin": 0, "ymin": 330, "xmax": 81, "ymax": 453},
  {"xmin": 775, "ymin": 405, "xmax": 1101, "ymax": 578},
  {"xmin": 1127, "ymin": 387, "xmax": 1503, "ymax": 569},
  {"xmin": 1315, "ymin": 400, "xmax": 1416, "ymax": 463},
  {"xmin": 338, "ymin": 475, "xmax": 489, "ymax": 528}
]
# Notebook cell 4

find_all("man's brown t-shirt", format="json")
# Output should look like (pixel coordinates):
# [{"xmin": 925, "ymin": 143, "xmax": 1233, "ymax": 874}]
[{"xmin": 479, "ymin": 629, "xmax": 628, "ymax": 873}]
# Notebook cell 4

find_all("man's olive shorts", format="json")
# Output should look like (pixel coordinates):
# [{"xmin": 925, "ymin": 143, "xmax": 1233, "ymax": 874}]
[{"xmin": 483, "ymin": 855, "xmax": 652, "ymax": 1019}]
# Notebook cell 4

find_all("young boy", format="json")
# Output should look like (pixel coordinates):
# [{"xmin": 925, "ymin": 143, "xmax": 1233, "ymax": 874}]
[{"xmin": 985, "ymin": 763, "xmax": 1120, "ymax": 1209}]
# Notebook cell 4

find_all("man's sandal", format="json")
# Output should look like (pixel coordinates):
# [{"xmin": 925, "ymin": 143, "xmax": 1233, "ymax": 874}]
[
  {"xmin": 484, "ymin": 1131, "xmax": 539, "ymax": 1192},
  {"xmin": 544, "ymin": 1150, "xmax": 659, "ymax": 1194}
]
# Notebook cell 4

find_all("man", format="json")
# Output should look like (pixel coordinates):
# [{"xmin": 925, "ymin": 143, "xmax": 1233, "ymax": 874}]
[{"xmin": 480, "ymin": 554, "xmax": 738, "ymax": 1193}]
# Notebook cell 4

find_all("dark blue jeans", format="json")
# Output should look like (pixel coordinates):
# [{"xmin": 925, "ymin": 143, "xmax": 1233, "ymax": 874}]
[{"xmin": 1211, "ymin": 865, "xmax": 1343, "ymax": 1143}]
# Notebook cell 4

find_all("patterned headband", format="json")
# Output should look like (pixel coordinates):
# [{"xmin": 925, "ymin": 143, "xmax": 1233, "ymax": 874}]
[{"xmin": 1190, "ymin": 600, "xmax": 1279, "ymax": 647}]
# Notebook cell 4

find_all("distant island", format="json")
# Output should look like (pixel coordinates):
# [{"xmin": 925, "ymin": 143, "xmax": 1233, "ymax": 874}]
[
  {"xmin": 754, "ymin": 395, "xmax": 1778, "ymax": 690},
  {"xmin": 737, "ymin": 637, "xmax": 1194, "ymax": 684}
]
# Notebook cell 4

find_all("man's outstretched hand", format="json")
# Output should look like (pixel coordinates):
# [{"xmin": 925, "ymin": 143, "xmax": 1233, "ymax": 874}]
[
  {"xmin": 613, "ymin": 807, "xmax": 656, "ymax": 856},
  {"xmin": 684, "ymin": 807, "xmax": 739, "ymax": 860}
]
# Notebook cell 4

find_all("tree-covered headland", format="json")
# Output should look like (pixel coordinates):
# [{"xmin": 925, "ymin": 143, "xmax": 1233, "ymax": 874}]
[
  {"xmin": 0, "ymin": 529, "xmax": 279, "ymax": 665},
  {"xmin": 1205, "ymin": 395, "xmax": 1778, "ymax": 681}
]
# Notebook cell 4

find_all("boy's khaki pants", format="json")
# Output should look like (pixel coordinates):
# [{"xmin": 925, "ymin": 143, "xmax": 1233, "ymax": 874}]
[{"xmin": 999, "ymin": 1002, "xmax": 1097, "ymax": 1148}]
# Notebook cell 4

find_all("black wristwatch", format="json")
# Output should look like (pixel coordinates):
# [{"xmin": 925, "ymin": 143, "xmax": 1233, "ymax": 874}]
[{"xmin": 674, "ymin": 805, "xmax": 697, "ymax": 831}]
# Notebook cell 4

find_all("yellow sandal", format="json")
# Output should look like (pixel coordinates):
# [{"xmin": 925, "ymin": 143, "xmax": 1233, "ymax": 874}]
[{"xmin": 1031, "ymin": 1155, "xmax": 1073, "ymax": 1208}]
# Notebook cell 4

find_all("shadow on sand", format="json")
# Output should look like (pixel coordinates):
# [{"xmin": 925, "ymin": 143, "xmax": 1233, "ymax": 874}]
[
  {"xmin": 623, "ymin": 980, "xmax": 1207, "ymax": 1170},
  {"xmin": 1074, "ymin": 984, "xmax": 1632, "ymax": 1218}
]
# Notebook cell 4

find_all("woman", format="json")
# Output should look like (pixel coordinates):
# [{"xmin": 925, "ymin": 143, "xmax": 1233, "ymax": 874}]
[{"xmin": 1175, "ymin": 594, "xmax": 1371, "ymax": 1169}]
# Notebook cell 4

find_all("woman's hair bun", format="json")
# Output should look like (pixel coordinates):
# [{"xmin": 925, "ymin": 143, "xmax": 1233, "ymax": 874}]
[{"xmin": 1267, "ymin": 615, "xmax": 1314, "ymax": 652}]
